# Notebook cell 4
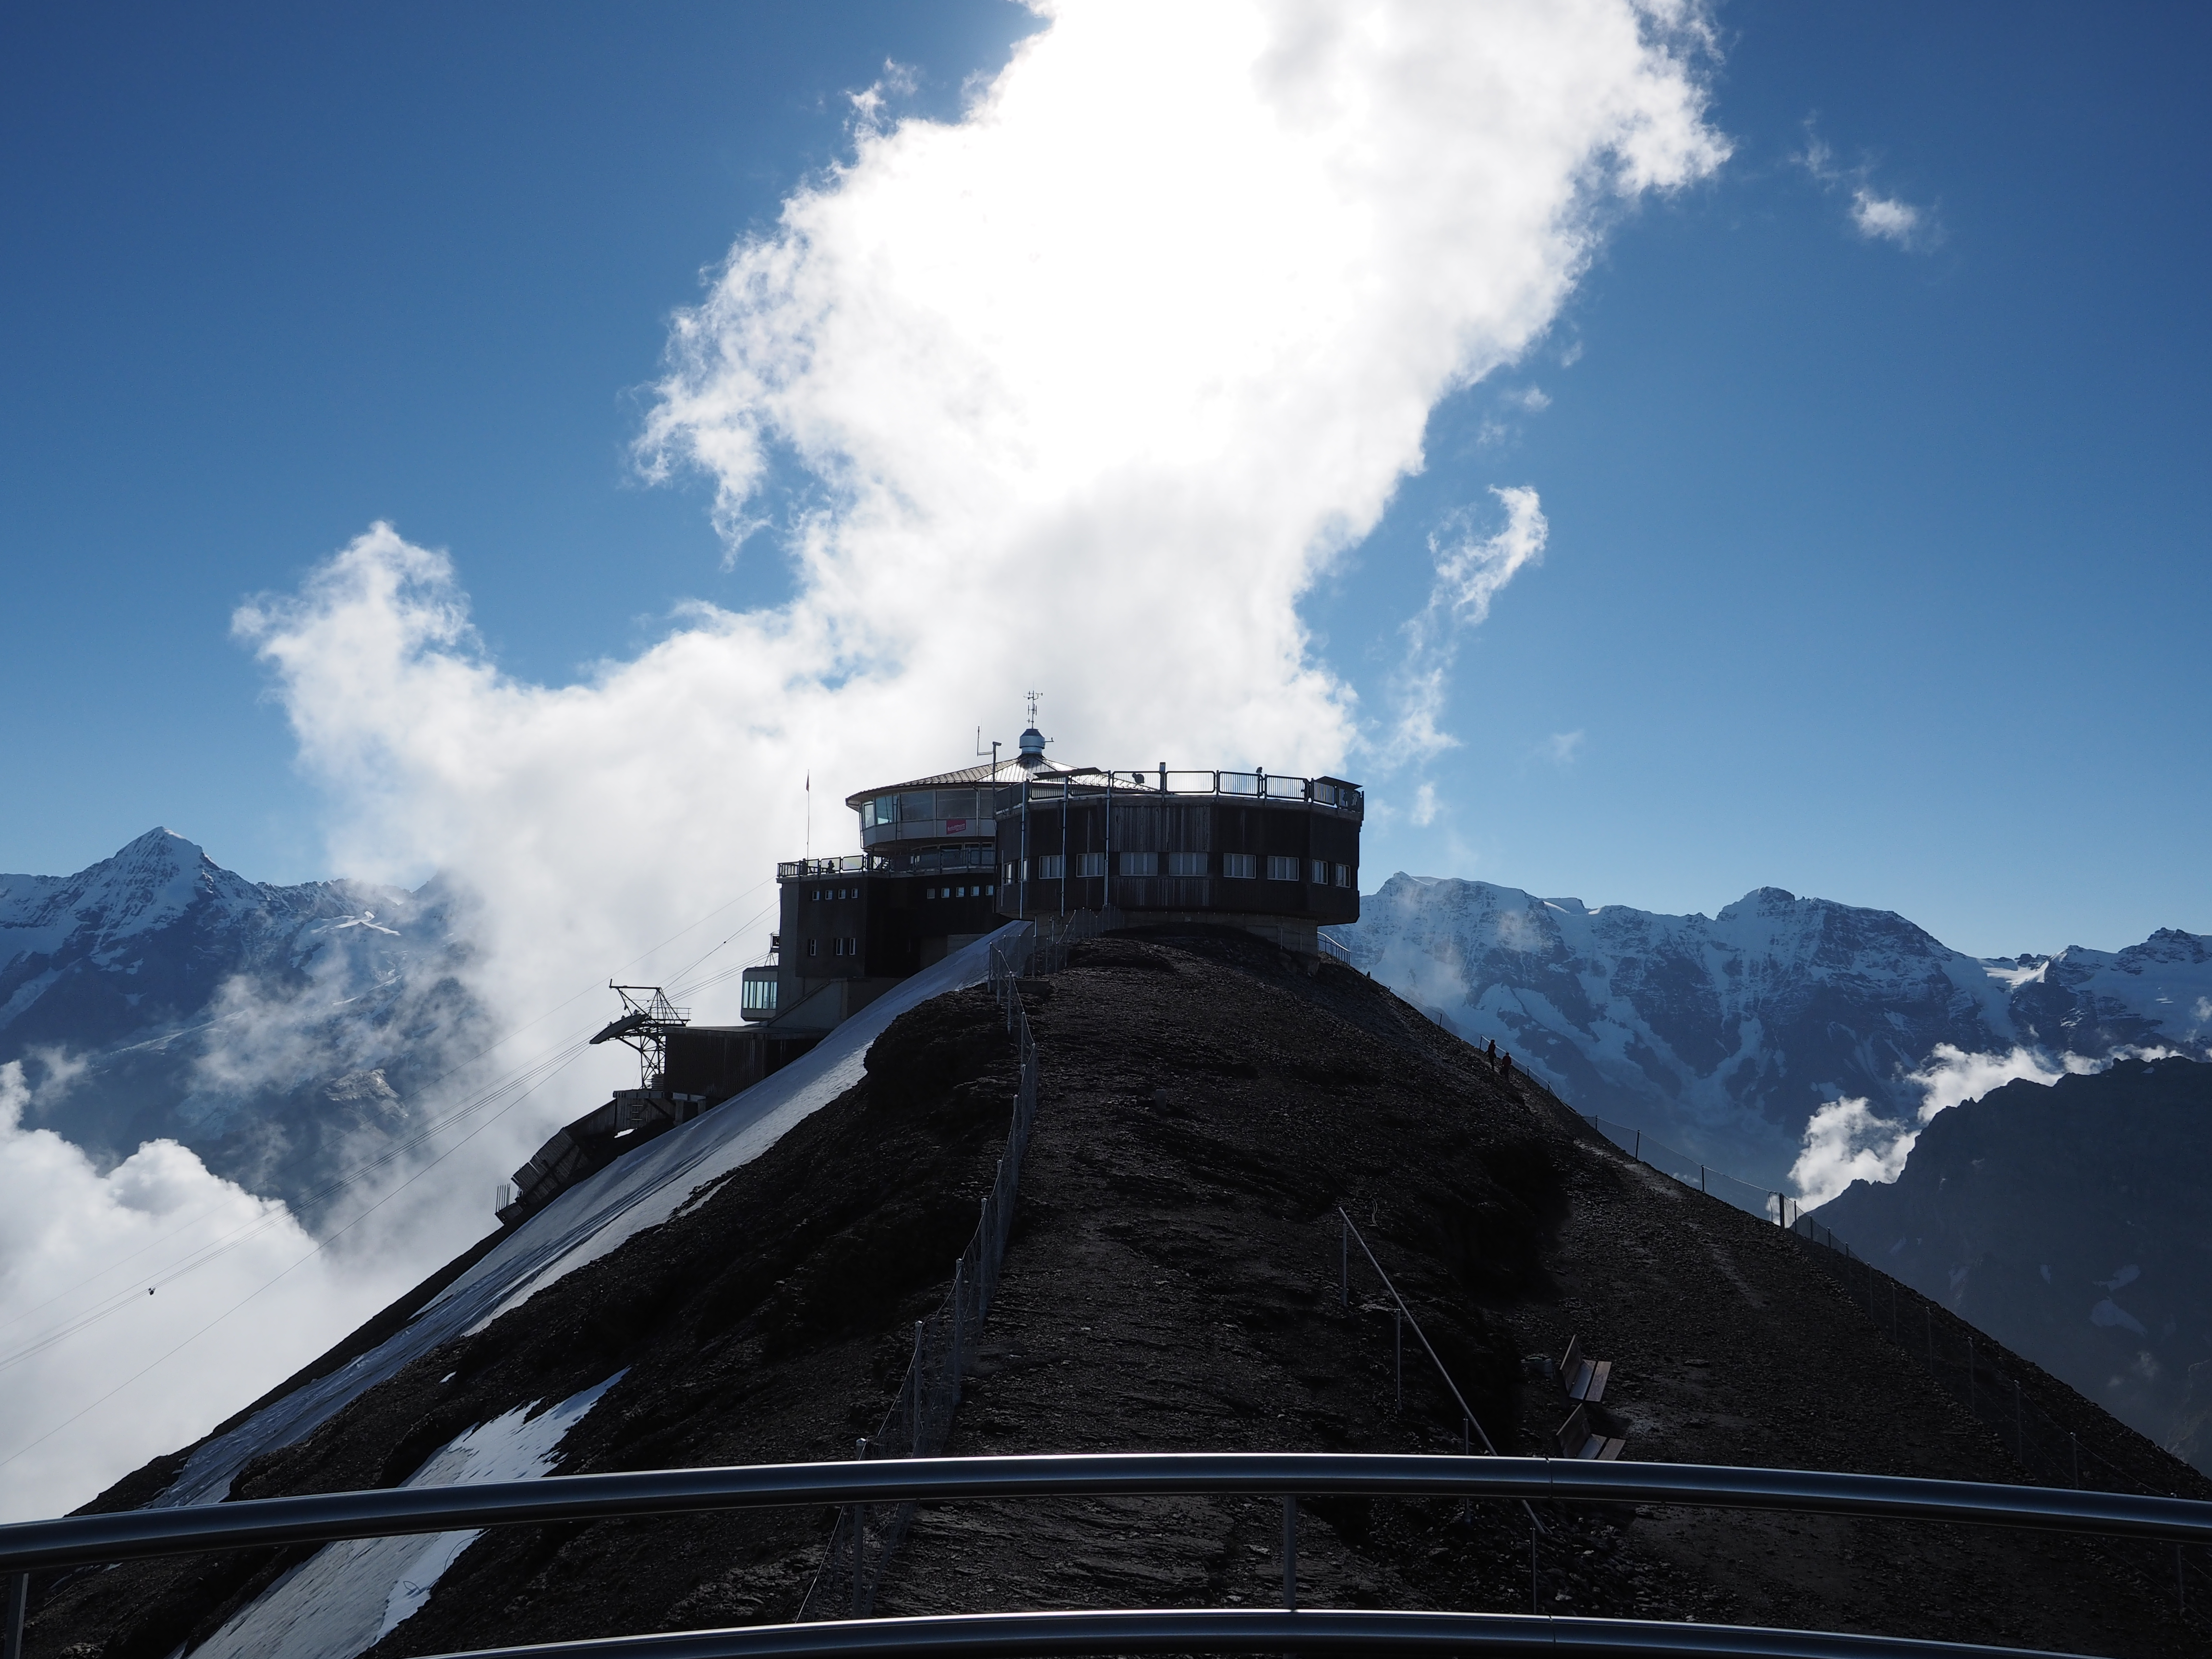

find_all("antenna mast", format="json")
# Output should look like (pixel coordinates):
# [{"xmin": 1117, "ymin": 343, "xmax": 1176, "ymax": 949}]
[{"xmin": 588, "ymin": 985, "xmax": 691, "ymax": 1091}]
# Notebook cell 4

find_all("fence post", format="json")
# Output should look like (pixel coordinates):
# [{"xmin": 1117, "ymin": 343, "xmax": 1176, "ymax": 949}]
[
  {"xmin": 951, "ymin": 1259, "xmax": 965, "ymax": 1384},
  {"xmin": 911, "ymin": 1321, "xmax": 925, "ymax": 1454},
  {"xmin": 1394, "ymin": 1309, "xmax": 1403, "ymax": 1412},
  {"xmin": 1633, "ymin": 1129, "xmax": 1640, "ymax": 1161},
  {"xmin": 1283, "ymin": 1497, "xmax": 1298, "ymax": 1611}
]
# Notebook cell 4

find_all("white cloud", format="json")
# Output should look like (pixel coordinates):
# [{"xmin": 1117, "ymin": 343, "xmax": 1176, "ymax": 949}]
[
  {"xmin": 1390, "ymin": 485, "xmax": 1551, "ymax": 761},
  {"xmin": 1410, "ymin": 781, "xmax": 1440, "ymax": 826},
  {"xmin": 0, "ymin": 1062, "xmax": 416, "ymax": 1520},
  {"xmin": 1796, "ymin": 122, "xmax": 1934, "ymax": 250},
  {"xmin": 1789, "ymin": 1094, "xmax": 1916, "ymax": 1210},
  {"xmin": 1542, "ymin": 728, "xmax": 1585, "ymax": 766},
  {"xmin": 175, "ymin": 0, "xmax": 1726, "ymax": 1501},
  {"xmin": 1850, "ymin": 189, "xmax": 1921, "ymax": 245}
]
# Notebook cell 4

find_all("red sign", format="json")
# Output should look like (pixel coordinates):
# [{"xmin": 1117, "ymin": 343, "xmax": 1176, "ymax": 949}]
[{"xmin": 944, "ymin": 817, "xmax": 968, "ymax": 834}]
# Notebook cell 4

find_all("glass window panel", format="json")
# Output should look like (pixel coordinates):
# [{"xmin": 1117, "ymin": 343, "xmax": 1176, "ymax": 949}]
[{"xmin": 1221, "ymin": 854, "xmax": 1256, "ymax": 879}]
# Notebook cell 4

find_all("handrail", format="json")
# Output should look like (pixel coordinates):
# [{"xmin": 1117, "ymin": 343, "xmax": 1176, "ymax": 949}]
[
  {"xmin": 7, "ymin": 1451, "xmax": 2212, "ymax": 1574},
  {"xmin": 406, "ymin": 1606, "xmax": 2094, "ymax": 1659}
]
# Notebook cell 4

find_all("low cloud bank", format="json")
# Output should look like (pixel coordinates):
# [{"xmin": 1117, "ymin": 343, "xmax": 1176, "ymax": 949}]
[
  {"xmin": 0, "ymin": 1061, "xmax": 418, "ymax": 1520},
  {"xmin": 1790, "ymin": 1043, "xmax": 2180, "ymax": 1208}
]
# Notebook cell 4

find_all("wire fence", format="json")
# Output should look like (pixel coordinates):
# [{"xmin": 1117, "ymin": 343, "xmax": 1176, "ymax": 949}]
[
  {"xmin": 797, "ymin": 913, "xmax": 1117, "ymax": 1619},
  {"xmin": 1581, "ymin": 1112, "xmax": 2212, "ymax": 1623}
]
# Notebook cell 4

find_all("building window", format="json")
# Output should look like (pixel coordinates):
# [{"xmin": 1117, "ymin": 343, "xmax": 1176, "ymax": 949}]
[
  {"xmin": 1076, "ymin": 853, "xmax": 1106, "ymax": 878},
  {"xmin": 1166, "ymin": 852, "xmax": 1207, "ymax": 876},
  {"xmin": 1005, "ymin": 862, "xmax": 1016, "ymax": 883},
  {"xmin": 1334, "ymin": 863, "xmax": 1350, "ymax": 888},
  {"xmin": 1266, "ymin": 855, "xmax": 1299, "ymax": 881},
  {"xmin": 1119, "ymin": 851, "xmax": 1159, "ymax": 877},
  {"xmin": 985, "ymin": 883, "xmax": 996, "ymax": 896},
  {"xmin": 807, "ymin": 938, "xmax": 818, "ymax": 958},
  {"xmin": 1036, "ymin": 855, "xmax": 1064, "ymax": 879},
  {"xmin": 1310, "ymin": 859, "xmax": 1327, "ymax": 884},
  {"xmin": 1221, "ymin": 854, "xmax": 1256, "ymax": 879}
]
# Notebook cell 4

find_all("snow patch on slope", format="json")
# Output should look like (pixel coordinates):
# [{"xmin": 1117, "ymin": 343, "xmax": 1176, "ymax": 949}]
[{"xmin": 189, "ymin": 1372, "xmax": 623, "ymax": 1659}]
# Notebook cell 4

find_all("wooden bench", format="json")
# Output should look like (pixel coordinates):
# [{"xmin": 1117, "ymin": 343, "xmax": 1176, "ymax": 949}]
[
  {"xmin": 1553, "ymin": 1402, "xmax": 1626, "ymax": 1461},
  {"xmin": 1559, "ymin": 1334, "xmax": 1611, "ymax": 1404}
]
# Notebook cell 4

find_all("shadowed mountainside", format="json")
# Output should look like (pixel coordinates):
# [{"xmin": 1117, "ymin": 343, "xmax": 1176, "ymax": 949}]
[{"xmin": 22, "ymin": 929, "xmax": 2210, "ymax": 1659}]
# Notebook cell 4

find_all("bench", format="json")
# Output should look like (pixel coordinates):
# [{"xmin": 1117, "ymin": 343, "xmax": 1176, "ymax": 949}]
[
  {"xmin": 1558, "ymin": 1334, "xmax": 1611, "ymax": 1404},
  {"xmin": 1553, "ymin": 1402, "xmax": 1626, "ymax": 1461}
]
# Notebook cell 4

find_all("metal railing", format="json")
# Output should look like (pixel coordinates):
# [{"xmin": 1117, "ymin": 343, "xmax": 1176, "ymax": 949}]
[
  {"xmin": 11, "ymin": 1452, "xmax": 2212, "ymax": 1573},
  {"xmin": 404, "ymin": 1606, "xmax": 2113, "ymax": 1659},
  {"xmin": 9, "ymin": 1453, "xmax": 2211, "ymax": 1659},
  {"xmin": 994, "ymin": 769, "xmax": 1364, "ymax": 817}
]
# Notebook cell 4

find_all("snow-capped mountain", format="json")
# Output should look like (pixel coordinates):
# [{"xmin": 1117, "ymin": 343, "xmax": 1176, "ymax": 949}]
[
  {"xmin": 1813, "ymin": 1055, "xmax": 2212, "ymax": 1468},
  {"xmin": 0, "ymin": 829, "xmax": 484, "ymax": 1217},
  {"xmin": 1334, "ymin": 875, "xmax": 2212, "ymax": 1186}
]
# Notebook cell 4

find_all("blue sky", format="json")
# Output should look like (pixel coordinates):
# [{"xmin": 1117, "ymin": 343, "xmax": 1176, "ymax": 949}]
[{"xmin": 4, "ymin": 1, "xmax": 2206, "ymax": 960}]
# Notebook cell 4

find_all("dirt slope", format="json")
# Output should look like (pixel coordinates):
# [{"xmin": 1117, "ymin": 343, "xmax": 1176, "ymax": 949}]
[{"xmin": 22, "ymin": 926, "xmax": 2210, "ymax": 1659}]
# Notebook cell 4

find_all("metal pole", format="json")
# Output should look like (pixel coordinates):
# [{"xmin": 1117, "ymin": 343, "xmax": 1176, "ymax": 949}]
[
  {"xmin": 1968, "ymin": 1336, "xmax": 1976, "ymax": 1417},
  {"xmin": 1530, "ymin": 1527, "xmax": 1539, "ymax": 1614},
  {"xmin": 1632, "ymin": 1129, "xmax": 1640, "ymax": 1161},
  {"xmin": 1282, "ymin": 1497, "xmax": 1297, "ymax": 1610},
  {"xmin": 911, "ymin": 1322, "xmax": 924, "ymax": 1454},
  {"xmin": 1394, "ymin": 1310, "xmax": 1403, "ymax": 1412},
  {"xmin": 951, "ymin": 1261, "xmax": 964, "ymax": 1385},
  {"xmin": 1059, "ymin": 781, "xmax": 1068, "ymax": 917},
  {"xmin": 1340, "ymin": 1215, "xmax": 1348, "ymax": 1310},
  {"xmin": 2071, "ymin": 1431, "xmax": 2080, "ymax": 1490},
  {"xmin": 1021, "ymin": 778, "xmax": 1031, "ymax": 919},
  {"xmin": 2014, "ymin": 1379, "xmax": 2023, "ymax": 1460},
  {"xmin": 1104, "ymin": 770, "xmax": 1112, "ymax": 912},
  {"xmin": 6, "ymin": 1571, "xmax": 25, "ymax": 1659}
]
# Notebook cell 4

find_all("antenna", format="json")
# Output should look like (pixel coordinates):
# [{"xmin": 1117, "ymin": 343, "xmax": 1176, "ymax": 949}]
[
  {"xmin": 976, "ymin": 724, "xmax": 1001, "ymax": 774},
  {"xmin": 1025, "ymin": 689, "xmax": 1043, "ymax": 727}
]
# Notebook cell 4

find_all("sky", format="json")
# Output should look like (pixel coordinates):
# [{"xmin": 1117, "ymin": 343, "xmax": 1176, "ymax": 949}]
[{"xmin": 4, "ymin": 2, "xmax": 2208, "ymax": 962}]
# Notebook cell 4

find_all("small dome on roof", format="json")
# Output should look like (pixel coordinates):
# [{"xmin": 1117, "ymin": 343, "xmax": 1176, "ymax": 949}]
[{"xmin": 1018, "ymin": 726, "xmax": 1047, "ymax": 759}]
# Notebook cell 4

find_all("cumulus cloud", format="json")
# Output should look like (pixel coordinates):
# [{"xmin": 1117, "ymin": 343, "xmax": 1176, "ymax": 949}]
[
  {"xmin": 0, "ymin": 1062, "xmax": 416, "ymax": 1520},
  {"xmin": 1390, "ymin": 485, "xmax": 1551, "ymax": 761}
]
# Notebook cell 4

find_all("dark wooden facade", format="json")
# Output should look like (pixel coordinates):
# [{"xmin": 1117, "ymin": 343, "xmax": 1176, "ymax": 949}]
[{"xmin": 992, "ymin": 776, "xmax": 1362, "ymax": 926}]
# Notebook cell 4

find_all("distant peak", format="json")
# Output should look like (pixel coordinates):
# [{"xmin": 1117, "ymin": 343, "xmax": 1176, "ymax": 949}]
[{"xmin": 112, "ymin": 827, "xmax": 207, "ymax": 866}]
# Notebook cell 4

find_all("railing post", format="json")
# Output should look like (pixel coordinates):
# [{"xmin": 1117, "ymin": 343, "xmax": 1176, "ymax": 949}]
[
  {"xmin": 1340, "ymin": 1214, "xmax": 1348, "ymax": 1310},
  {"xmin": 1282, "ymin": 1496, "xmax": 1298, "ymax": 1610}
]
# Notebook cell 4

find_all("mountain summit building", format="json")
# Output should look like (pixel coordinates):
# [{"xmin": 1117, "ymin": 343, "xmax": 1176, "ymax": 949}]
[
  {"xmin": 503, "ymin": 725, "xmax": 1361, "ymax": 1224},
  {"xmin": 751, "ymin": 722, "xmax": 1363, "ymax": 1032}
]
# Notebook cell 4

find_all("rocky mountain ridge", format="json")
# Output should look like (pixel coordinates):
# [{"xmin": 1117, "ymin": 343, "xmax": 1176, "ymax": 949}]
[
  {"xmin": 1335, "ymin": 874, "xmax": 2212, "ymax": 1186},
  {"xmin": 0, "ymin": 829, "xmax": 483, "ymax": 1216}
]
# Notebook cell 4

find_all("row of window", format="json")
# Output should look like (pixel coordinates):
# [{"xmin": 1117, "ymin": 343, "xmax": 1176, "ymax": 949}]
[
  {"xmin": 1013, "ymin": 854, "xmax": 1351, "ymax": 885},
  {"xmin": 861, "ymin": 789, "xmax": 988, "ymax": 829},
  {"xmin": 809, "ymin": 887, "xmax": 858, "ymax": 902},
  {"xmin": 925, "ymin": 884, "xmax": 995, "ymax": 900},
  {"xmin": 805, "ymin": 936, "xmax": 862, "ymax": 958}
]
